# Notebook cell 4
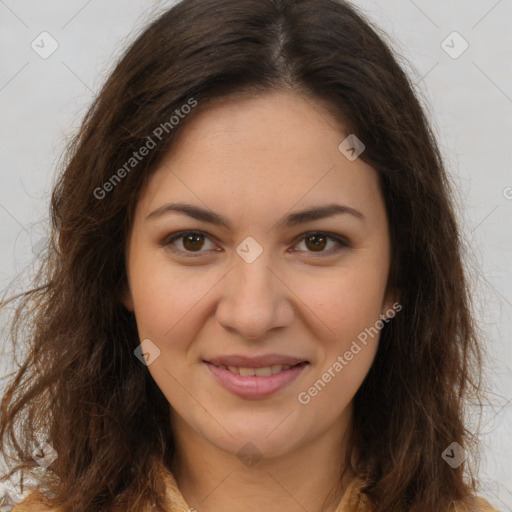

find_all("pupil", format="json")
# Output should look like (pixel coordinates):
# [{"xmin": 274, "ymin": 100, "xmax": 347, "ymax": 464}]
[
  {"xmin": 306, "ymin": 235, "xmax": 326, "ymax": 251},
  {"xmin": 184, "ymin": 234, "xmax": 204, "ymax": 251},
  {"xmin": 181, "ymin": 234, "xmax": 327, "ymax": 252}
]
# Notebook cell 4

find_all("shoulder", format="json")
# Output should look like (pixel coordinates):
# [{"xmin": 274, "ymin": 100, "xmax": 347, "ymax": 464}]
[
  {"xmin": 11, "ymin": 492, "xmax": 59, "ymax": 512},
  {"xmin": 453, "ymin": 495, "xmax": 501, "ymax": 512},
  {"xmin": 338, "ymin": 477, "xmax": 501, "ymax": 512}
]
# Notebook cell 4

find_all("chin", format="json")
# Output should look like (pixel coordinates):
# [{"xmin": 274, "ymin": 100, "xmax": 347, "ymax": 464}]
[{"xmin": 202, "ymin": 415, "xmax": 308, "ymax": 461}]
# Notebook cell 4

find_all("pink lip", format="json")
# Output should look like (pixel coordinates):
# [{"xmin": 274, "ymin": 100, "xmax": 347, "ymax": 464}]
[{"xmin": 204, "ymin": 361, "xmax": 309, "ymax": 399}]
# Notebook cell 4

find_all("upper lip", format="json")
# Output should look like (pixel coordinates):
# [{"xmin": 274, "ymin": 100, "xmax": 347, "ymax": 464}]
[{"xmin": 205, "ymin": 354, "xmax": 309, "ymax": 368}]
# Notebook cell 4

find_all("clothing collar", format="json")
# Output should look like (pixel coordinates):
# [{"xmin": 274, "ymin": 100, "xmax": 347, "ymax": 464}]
[{"xmin": 158, "ymin": 462, "xmax": 369, "ymax": 512}]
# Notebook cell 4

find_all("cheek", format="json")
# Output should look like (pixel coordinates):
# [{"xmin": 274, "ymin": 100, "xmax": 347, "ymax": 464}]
[
  {"xmin": 291, "ymin": 260, "xmax": 388, "ymax": 342},
  {"xmin": 294, "ymin": 267, "xmax": 384, "ymax": 414},
  {"xmin": 128, "ymin": 253, "xmax": 219, "ymax": 341},
  {"xmin": 297, "ymin": 340, "xmax": 377, "ymax": 427}
]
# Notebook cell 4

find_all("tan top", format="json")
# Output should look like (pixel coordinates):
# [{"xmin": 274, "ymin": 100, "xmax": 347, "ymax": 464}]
[{"xmin": 12, "ymin": 463, "xmax": 500, "ymax": 512}]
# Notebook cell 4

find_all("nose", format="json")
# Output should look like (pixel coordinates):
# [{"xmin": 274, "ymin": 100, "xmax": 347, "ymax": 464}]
[{"xmin": 215, "ymin": 253, "xmax": 295, "ymax": 341}]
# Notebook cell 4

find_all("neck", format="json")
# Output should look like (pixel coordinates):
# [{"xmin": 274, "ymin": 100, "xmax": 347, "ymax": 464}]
[{"xmin": 170, "ymin": 408, "xmax": 354, "ymax": 512}]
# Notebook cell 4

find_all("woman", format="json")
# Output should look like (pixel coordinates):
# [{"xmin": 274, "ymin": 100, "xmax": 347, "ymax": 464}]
[{"xmin": 0, "ymin": 0, "xmax": 498, "ymax": 510}]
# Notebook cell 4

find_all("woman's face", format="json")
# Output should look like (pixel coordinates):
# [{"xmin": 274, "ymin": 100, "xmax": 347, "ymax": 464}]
[{"xmin": 123, "ymin": 90, "xmax": 394, "ymax": 460}]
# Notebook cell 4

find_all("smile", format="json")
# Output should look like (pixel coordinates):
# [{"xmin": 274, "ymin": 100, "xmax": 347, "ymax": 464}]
[
  {"xmin": 215, "ymin": 363, "xmax": 299, "ymax": 376},
  {"xmin": 203, "ymin": 360, "xmax": 310, "ymax": 399}
]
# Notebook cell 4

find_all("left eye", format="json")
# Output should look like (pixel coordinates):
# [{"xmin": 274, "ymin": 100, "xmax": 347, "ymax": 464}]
[
  {"xmin": 293, "ymin": 232, "xmax": 348, "ymax": 254},
  {"xmin": 162, "ymin": 231, "xmax": 348, "ymax": 257}
]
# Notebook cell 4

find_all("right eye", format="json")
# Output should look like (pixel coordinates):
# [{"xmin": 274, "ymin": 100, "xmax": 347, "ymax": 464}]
[{"xmin": 161, "ymin": 230, "xmax": 219, "ymax": 257}]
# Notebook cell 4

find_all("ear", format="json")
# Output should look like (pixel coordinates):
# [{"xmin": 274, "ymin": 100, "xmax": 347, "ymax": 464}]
[
  {"xmin": 118, "ymin": 281, "xmax": 134, "ymax": 312},
  {"xmin": 381, "ymin": 288, "xmax": 401, "ymax": 320}
]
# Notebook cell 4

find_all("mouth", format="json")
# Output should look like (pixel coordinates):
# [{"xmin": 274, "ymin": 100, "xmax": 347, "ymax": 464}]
[
  {"xmin": 203, "ymin": 358, "xmax": 310, "ymax": 399},
  {"xmin": 206, "ymin": 361, "xmax": 308, "ymax": 376}
]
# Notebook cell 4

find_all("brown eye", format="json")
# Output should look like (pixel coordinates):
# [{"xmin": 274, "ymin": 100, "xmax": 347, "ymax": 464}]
[
  {"xmin": 162, "ymin": 230, "xmax": 348, "ymax": 258},
  {"xmin": 304, "ymin": 234, "xmax": 328, "ymax": 252},
  {"xmin": 294, "ymin": 231, "xmax": 349, "ymax": 256},
  {"xmin": 182, "ymin": 233, "xmax": 205, "ymax": 251},
  {"xmin": 163, "ymin": 231, "xmax": 217, "ymax": 256}
]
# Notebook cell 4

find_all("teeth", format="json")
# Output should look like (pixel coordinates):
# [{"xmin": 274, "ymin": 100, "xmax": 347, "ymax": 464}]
[
  {"xmin": 254, "ymin": 366, "xmax": 272, "ymax": 376},
  {"xmin": 271, "ymin": 364, "xmax": 281, "ymax": 374},
  {"xmin": 223, "ymin": 364, "xmax": 294, "ymax": 376}
]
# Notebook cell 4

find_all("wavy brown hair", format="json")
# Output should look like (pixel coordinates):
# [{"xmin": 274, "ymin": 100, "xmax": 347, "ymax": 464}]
[{"xmin": 1, "ymin": 0, "xmax": 484, "ymax": 510}]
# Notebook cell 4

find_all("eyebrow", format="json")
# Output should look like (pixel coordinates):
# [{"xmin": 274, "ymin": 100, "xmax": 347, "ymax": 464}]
[{"xmin": 146, "ymin": 202, "xmax": 365, "ymax": 230}]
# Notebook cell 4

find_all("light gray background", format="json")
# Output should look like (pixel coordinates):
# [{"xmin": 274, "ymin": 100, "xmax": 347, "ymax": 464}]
[{"xmin": 0, "ymin": 0, "xmax": 511, "ymax": 509}]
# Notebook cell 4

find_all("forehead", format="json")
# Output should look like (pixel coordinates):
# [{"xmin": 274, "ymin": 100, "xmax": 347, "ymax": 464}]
[{"xmin": 136, "ymin": 90, "xmax": 384, "ymax": 224}]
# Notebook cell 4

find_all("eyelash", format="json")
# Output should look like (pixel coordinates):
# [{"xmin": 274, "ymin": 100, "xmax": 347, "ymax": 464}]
[{"xmin": 161, "ymin": 230, "xmax": 350, "ymax": 258}]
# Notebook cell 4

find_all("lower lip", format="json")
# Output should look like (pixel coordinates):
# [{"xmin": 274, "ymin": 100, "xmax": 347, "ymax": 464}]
[{"xmin": 204, "ymin": 361, "xmax": 309, "ymax": 399}]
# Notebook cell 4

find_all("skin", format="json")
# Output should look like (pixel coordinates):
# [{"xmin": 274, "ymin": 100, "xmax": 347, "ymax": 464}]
[{"xmin": 123, "ymin": 89, "xmax": 394, "ymax": 512}]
